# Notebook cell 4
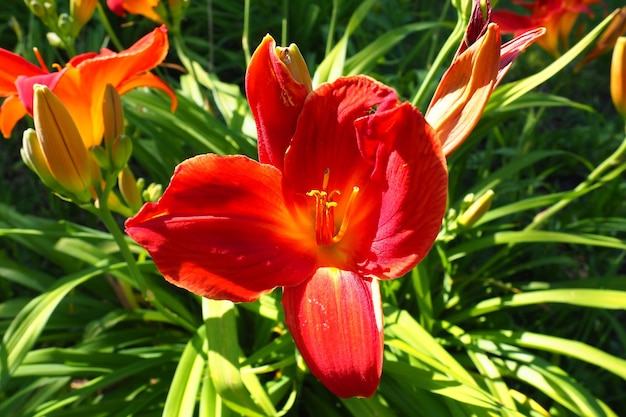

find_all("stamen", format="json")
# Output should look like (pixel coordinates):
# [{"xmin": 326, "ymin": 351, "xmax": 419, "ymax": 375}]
[
  {"xmin": 332, "ymin": 186, "xmax": 360, "ymax": 243},
  {"xmin": 33, "ymin": 47, "xmax": 49, "ymax": 72},
  {"xmin": 306, "ymin": 169, "xmax": 359, "ymax": 246}
]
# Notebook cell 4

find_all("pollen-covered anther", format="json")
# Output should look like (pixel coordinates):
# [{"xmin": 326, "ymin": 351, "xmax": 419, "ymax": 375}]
[{"xmin": 306, "ymin": 169, "xmax": 360, "ymax": 246}]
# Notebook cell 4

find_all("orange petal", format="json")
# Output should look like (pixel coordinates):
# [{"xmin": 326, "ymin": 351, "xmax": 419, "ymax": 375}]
[
  {"xmin": 0, "ymin": 95, "xmax": 27, "ymax": 138},
  {"xmin": 425, "ymin": 23, "xmax": 500, "ymax": 156},
  {"xmin": 282, "ymin": 268, "xmax": 383, "ymax": 398}
]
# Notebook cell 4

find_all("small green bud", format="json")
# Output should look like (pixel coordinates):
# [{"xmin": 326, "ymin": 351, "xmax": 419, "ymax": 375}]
[
  {"xmin": 111, "ymin": 135, "xmax": 133, "ymax": 171},
  {"xmin": 142, "ymin": 183, "xmax": 163, "ymax": 203},
  {"xmin": 89, "ymin": 145, "xmax": 111, "ymax": 171}
]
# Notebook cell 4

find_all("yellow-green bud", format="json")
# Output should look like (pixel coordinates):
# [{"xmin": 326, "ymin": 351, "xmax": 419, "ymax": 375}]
[
  {"xmin": 46, "ymin": 32, "xmax": 64, "ymax": 48},
  {"xmin": 89, "ymin": 145, "xmax": 111, "ymax": 170},
  {"xmin": 142, "ymin": 182, "xmax": 163, "ymax": 203},
  {"xmin": 276, "ymin": 43, "xmax": 313, "ymax": 93},
  {"xmin": 57, "ymin": 12, "xmax": 72, "ymax": 34},
  {"xmin": 458, "ymin": 189, "xmax": 494, "ymax": 228},
  {"xmin": 111, "ymin": 135, "xmax": 133, "ymax": 171},
  {"xmin": 118, "ymin": 167, "xmax": 143, "ymax": 212},
  {"xmin": 21, "ymin": 128, "xmax": 62, "ymax": 191}
]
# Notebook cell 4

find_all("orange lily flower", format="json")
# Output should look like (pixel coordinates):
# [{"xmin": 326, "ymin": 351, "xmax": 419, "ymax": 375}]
[
  {"xmin": 107, "ymin": 0, "xmax": 165, "ymax": 23},
  {"xmin": 1, "ymin": 25, "xmax": 176, "ymax": 148},
  {"xmin": 426, "ymin": 0, "xmax": 546, "ymax": 155},
  {"xmin": 492, "ymin": 0, "xmax": 599, "ymax": 56}
]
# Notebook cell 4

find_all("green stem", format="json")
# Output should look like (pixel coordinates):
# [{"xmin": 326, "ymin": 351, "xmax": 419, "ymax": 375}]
[
  {"xmin": 242, "ymin": 0, "xmax": 251, "ymax": 66},
  {"xmin": 96, "ymin": 2, "xmax": 124, "ymax": 51},
  {"xmin": 93, "ymin": 173, "xmax": 196, "ymax": 332},
  {"xmin": 526, "ymin": 135, "xmax": 626, "ymax": 231},
  {"xmin": 411, "ymin": 3, "xmax": 463, "ymax": 109},
  {"xmin": 325, "ymin": 0, "xmax": 340, "ymax": 57}
]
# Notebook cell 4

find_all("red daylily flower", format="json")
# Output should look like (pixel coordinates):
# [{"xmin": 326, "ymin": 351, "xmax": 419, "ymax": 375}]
[
  {"xmin": 0, "ymin": 25, "xmax": 176, "ymax": 147},
  {"xmin": 126, "ymin": 35, "xmax": 448, "ymax": 397},
  {"xmin": 126, "ymin": 0, "xmax": 544, "ymax": 398},
  {"xmin": 426, "ymin": 0, "xmax": 546, "ymax": 155},
  {"xmin": 492, "ymin": 0, "xmax": 599, "ymax": 56}
]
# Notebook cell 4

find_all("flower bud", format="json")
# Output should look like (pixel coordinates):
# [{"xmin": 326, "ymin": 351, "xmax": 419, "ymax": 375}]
[
  {"xmin": 70, "ymin": 0, "xmax": 97, "ymax": 36},
  {"xmin": 33, "ymin": 84, "xmax": 94, "ymax": 202},
  {"xmin": 118, "ymin": 167, "xmax": 143, "ymax": 212},
  {"xmin": 276, "ymin": 43, "xmax": 313, "ymax": 93},
  {"xmin": 111, "ymin": 135, "xmax": 133, "ymax": 171},
  {"xmin": 21, "ymin": 128, "xmax": 62, "ymax": 191},
  {"xmin": 458, "ymin": 189, "xmax": 494, "ymax": 228},
  {"xmin": 142, "ymin": 182, "xmax": 163, "ymax": 202},
  {"xmin": 611, "ymin": 37, "xmax": 626, "ymax": 120},
  {"xmin": 57, "ymin": 12, "xmax": 72, "ymax": 34},
  {"xmin": 89, "ymin": 145, "xmax": 111, "ymax": 170},
  {"xmin": 27, "ymin": 0, "xmax": 46, "ymax": 17},
  {"xmin": 46, "ymin": 31, "xmax": 64, "ymax": 48},
  {"xmin": 103, "ymin": 83, "xmax": 125, "ymax": 148}
]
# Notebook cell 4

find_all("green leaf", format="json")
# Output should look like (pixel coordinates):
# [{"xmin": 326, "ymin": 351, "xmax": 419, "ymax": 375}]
[
  {"xmin": 313, "ymin": 0, "xmax": 378, "ymax": 85},
  {"xmin": 448, "ymin": 288, "xmax": 626, "ymax": 323},
  {"xmin": 487, "ymin": 10, "xmax": 618, "ymax": 111},
  {"xmin": 162, "ymin": 325, "xmax": 207, "ymax": 417},
  {"xmin": 0, "ymin": 261, "xmax": 123, "ymax": 390},
  {"xmin": 449, "ymin": 231, "xmax": 626, "ymax": 261},
  {"xmin": 471, "ymin": 330, "xmax": 626, "ymax": 380}
]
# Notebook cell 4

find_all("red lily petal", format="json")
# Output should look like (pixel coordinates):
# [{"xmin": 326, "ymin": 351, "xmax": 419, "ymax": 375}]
[
  {"xmin": 125, "ymin": 154, "xmax": 317, "ymax": 302},
  {"xmin": 492, "ymin": 10, "xmax": 535, "ymax": 33},
  {"xmin": 282, "ymin": 76, "xmax": 399, "ymax": 266},
  {"xmin": 284, "ymin": 76, "xmax": 398, "ymax": 201},
  {"xmin": 425, "ymin": 24, "xmax": 501, "ymax": 156},
  {"xmin": 355, "ymin": 102, "xmax": 447, "ymax": 278},
  {"xmin": 0, "ymin": 49, "xmax": 46, "ymax": 95},
  {"xmin": 15, "ymin": 71, "xmax": 66, "ymax": 114},
  {"xmin": 282, "ymin": 267, "xmax": 383, "ymax": 398},
  {"xmin": 0, "ymin": 95, "xmax": 27, "ymax": 138},
  {"xmin": 246, "ymin": 35, "xmax": 309, "ymax": 168},
  {"xmin": 106, "ymin": 0, "xmax": 126, "ymax": 16}
]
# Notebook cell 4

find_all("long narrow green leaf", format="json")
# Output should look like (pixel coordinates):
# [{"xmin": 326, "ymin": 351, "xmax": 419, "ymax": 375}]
[
  {"xmin": 449, "ymin": 231, "xmax": 626, "ymax": 261},
  {"xmin": 0, "ymin": 261, "xmax": 124, "ymax": 390},
  {"xmin": 344, "ymin": 22, "xmax": 440, "ymax": 76},
  {"xmin": 472, "ymin": 330, "xmax": 626, "ymax": 380},
  {"xmin": 487, "ymin": 10, "xmax": 618, "ymax": 111},
  {"xmin": 204, "ymin": 299, "xmax": 273, "ymax": 417},
  {"xmin": 162, "ymin": 325, "xmax": 207, "ymax": 417},
  {"xmin": 448, "ymin": 288, "xmax": 626, "ymax": 323},
  {"xmin": 313, "ymin": 0, "xmax": 378, "ymax": 85}
]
